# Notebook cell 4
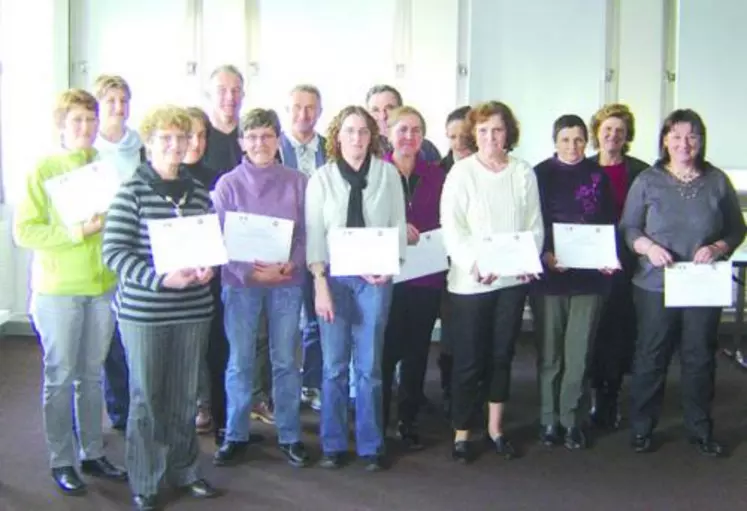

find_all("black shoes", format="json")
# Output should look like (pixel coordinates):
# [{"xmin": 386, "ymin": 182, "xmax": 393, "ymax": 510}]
[
  {"xmin": 133, "ymin": 494, "xmax": 160, "ymax": 511},
  {"xmin": 631, "ymin": 434, "xmax": 653, "ymax": 453},
  {"xmin": 689, "ymin": 437, "xmax": 724, "ymax": 457},
  {"xmin": 51, "ymin": 466, "xmax": 86, "ymax": 495},
  {"xmin": 213, "ymin": 441, "xmax": 249, "ymax": 466},
  {"xmin": 564, "ymin": 427, "xmax": 588, "ymax": 450},
  {"xmin": 451, "ymin": 440, "xmax": 472, "ymax": 463},
  {"xmin": 590, "ymin": 381, "xmax": 622, "ymax": 429},
  {"xmin": 182, "ymin": 478, "xmax": 219, "ymax": 499},
  {"xmin": 539, "ymin": 424, "xmax": 561, "ymax": 447},
  {"xmin": 488, "ymin": 435, "xmax": 516, "ymax": 460},
  {"xmin": 80, "ymin": 456, "xmax": 128, "ymax": 481},
  {"xmin": 279, "ymin": 442, "xmax": 311, "ymax": 467},
  {"xmin": 319, "ymin": 452, "xmax": 346, "ymax": 469},
  {"xmin": 397, "ymin": 421, "xmax": 424, "ymax": 451}
]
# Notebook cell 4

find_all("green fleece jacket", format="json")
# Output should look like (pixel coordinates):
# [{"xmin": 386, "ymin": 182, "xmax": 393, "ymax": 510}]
[{"xmin": 13, "ymin": 148, "xmax": 117, "ymax": 296}]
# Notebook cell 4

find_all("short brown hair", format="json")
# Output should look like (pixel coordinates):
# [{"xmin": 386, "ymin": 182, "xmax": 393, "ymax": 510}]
[
  {"xmin": 92, "ymin": 74, "xmax": 132, "ymax": 100},
  {"xmin": 139, "ymin": 105, "xmax": 192, "ymax": 141},
  {"xmin": 239, "ymin": 108, "xmax": 281, "ymax": 137},
  {"xmin": 589, "ymin": 103, "xmax": 636, "ymax": 154},
  {"xmin": 53, "ymin": 88, "xmax": 98, "ymax": 127},
  {"xmin": 185, "ymin": 106, "xmax": 209, "ymax": 129},
  {"xmin": 325, "ymin": 106, "xmax": 382, "ymax": 161},
  {"xmin": 467, "ymin": 101, "xmax": 520, "ymax": 152},
  {"xmin": 387, "ymin": 106, "xmax": 427, "ymax": 136},
  {"xmin": 290, "ymin": 84, "xmax": 322, "ymax": 103}
]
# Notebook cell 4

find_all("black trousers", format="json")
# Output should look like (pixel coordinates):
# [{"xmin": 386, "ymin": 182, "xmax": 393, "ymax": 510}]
[
  {"xmin": 207, "ymin": 279, "xmax": 229, "ymax": 443},
  {"xmin": 449, "ymin": 285, "xmax": 528, "ymax": 431},
  {"xmin": 382, "ymin": 284, "xmax": 442, "ymax": 429},
  {"xmin": 590, "ymin": 271, "xmax": 637, "ymax": 389},
  {"xmin": 629, "ymin": 287, "xmax": 721, "ymax": 439}
]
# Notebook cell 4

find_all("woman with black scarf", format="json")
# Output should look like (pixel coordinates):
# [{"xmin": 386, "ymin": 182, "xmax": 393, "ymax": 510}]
[
  {"xmin": 305, "ymin": 106, "xmax": 407, "ymax": 471},
  {"xmin": 103, "ymin": 105, "xmax": 220, "ymax": 510}
]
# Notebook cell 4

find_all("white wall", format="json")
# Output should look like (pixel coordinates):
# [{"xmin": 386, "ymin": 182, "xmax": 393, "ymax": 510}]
[{"xmin": 0, "ymin": 0, "xmax": 742, "ymax": 325}]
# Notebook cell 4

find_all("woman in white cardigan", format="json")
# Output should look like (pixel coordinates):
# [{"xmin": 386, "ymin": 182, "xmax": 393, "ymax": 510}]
[
  {"xmin": 440, "ymin": 101, "xmax": 544, "ymax": 462},
  {"xmin": 306, "ymin": 105, "xmax": 407, "ymax": 471}
]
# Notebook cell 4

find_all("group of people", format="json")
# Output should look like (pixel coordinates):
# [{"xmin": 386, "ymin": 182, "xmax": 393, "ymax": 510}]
[{"xmin": 10, "ymin": 62, "xmax": 745, "ymax": 510}]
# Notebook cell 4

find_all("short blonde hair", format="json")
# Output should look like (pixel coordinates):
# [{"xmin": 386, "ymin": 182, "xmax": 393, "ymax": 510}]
[
  {"xmin": 589, "ymin": 103, "xmax": 636, "ymax": 154},
  {"xmin": 53, "ymin": 88, "xmax": 98, "ymax": 127},
  {"xmin": 325, "ymin": 106, "xmax": 382, "ymax": 161},
  {"xmin": 92, "ymin": 74, "xmax": 132, "ymax": 100},
  {"xmin": 139, "ymin": 105, "xmax": 192, "ymax": 141},
  {"xmin": 387, "ymin": 106, "xmax": 427, "ymax": 136}
]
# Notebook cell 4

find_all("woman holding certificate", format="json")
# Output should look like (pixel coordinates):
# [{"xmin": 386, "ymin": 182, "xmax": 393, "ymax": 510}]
[
  {"xmin": 306, "ymin": 105, "xmax": 407, "ymax": 471},
  {"xmin": 380, "ymin": 106, "xmax": 446, "ymax": 449},
  {"xmin": 532, "ymin": 114, "xmax": 617, "ymax": 451},
  {"xmin": 440, "ymin": 101, "xmax": 544, "ymax": 462},
  {"xmin": 620, "ymin": 109, "xmax": 746, "ymax": 456},
  {"xmin": 211, "ymin": 109, "xmax": 310, "ymax": 469},
  {"xmin": 103, "ymin": 105, "xmax": 219, "ymax": 510},
  {"xmin": 14, "ymin": 88, "xmax": 126, "ymax": 495}
]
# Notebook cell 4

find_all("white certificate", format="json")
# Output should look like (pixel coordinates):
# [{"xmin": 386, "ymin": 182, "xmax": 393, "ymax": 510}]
[
  {"xmin": 223, "ymin": 211, "xmax": 294, "ymax": 263},
  {"xmin": 147, "ymin": 214, "xmax": 229, "ymax": 274},
  {"xmin": 475, "ymin": 231, "xmax": 543, "ymax": 277},
  {"xmin": 664, "ymin": 262, "xmax": 733, "ymax": 307},
  {"xmin": 329, "ymin": 227, "xmax": 400, "ymax": 277},
  {"xmin": 44, "ymin": 161, "xmax": 121, "ymax": 227},
  {"xmin": 553, "ymin": 223, "xmax": 619, "ymax": 270},
  {"xmin": 393, "ymin": 229, "xmax": 449, "ymax": 284}
]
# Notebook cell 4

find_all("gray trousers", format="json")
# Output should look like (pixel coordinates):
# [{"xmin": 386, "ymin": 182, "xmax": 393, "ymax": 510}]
[
  {"xmin": 119, "ymin": 319, "xmax": 210, "ymax": 496},
  {"xmin": 30, "ymin": 292, "xmax": 115, "ymax": 469},
  {"xmin": 534, "ymin": 294, "xmax": 603, "ymax": 428}
]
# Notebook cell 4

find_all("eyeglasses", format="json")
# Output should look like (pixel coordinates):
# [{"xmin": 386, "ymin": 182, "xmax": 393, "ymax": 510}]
[
  {"xmin": 243, "ymin": 133, "xmax": 277, "ymax": 144},
  {"xmin": 153, "ymin": 134, "xmax": 189, "ymax": 145}
]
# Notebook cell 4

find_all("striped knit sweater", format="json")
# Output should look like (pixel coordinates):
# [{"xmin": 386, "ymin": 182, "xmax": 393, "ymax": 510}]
[{"xmin": 102, "ymin": 164, "xmax": 214, "ymax": 325}]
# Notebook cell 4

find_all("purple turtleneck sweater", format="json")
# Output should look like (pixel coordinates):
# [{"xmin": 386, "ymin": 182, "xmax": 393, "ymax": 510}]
[
  {"xmin": 533, "ymin": 156, "xmax": 616, "ymax": 296},
  {"xmin": 212, "ymin": 156, "xmax": 308, "ymax": 288},
  {"xmin": 383, "ymin": 152, "xmax": 446, "ymax": 289}
]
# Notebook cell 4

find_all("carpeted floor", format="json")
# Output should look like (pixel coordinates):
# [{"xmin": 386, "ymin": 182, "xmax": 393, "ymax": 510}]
[{"xmin": 1, "ymin": 335, "xmax": 746, "ymax": 511}]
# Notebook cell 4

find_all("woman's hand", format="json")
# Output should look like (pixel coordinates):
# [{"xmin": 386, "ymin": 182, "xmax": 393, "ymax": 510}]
[
  {"xmin": 314, "ymin": 277, "xmax": 335, "ymax": 323},
  {"xmin": 249, "ymin": 262, "xmax": 293, "ymax": 284},
  {"xmin": 81, "ymin": 214, "xmax": 104, "ymax": 237},
  {"xmin": 471, "ymin": 263, "xmax": 498, "ymax": 285},
  {"xmin": 693, "ymin": 244, "xmax": 723, "ymax": 264},
  {"xmin": 542, "ymin": 252, "xmax": 567, "ymax": 272},
  {"xmin": 162, "ymin": 269, "xmax": 197, "ymax": 289},
  {"xmin": 406, "ymin": 223, "xmax": 421, "ymax": 245},
  {"xmin": 363, "ymin": 275, "xmax": 391, "ymax": 285},
  {"xmin": 194, "ymin": 267, "xmax": 214, "ymax": 285},
  {"xmin": 646, "ymin": 244, "xmax": 674, "ymax": 267}
]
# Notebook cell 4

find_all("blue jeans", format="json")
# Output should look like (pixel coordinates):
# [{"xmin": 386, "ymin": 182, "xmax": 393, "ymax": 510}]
[
  {"xmin": 30, "ymin": 292, "xmax": 115, "ymax": 468},
  {"xmin": 301, "ymin": 270, "xmax": 323, "ymax": 389},
  {"xmin": 223, "ymin": 285, "xmax": 303, "ymax": 444},
  {"xmin": 103, "ymin": 325, "xmax": 129, "ymax": 428},
  {"xmin": 319, "ymin": 277, "xmax": 393, "ymax": 456}
]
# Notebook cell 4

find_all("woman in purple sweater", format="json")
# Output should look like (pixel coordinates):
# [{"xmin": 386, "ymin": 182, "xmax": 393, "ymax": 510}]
[
  {"xmin": 533, "ymin": 114, "xmax": 617, "ymax": 451},
  {"xmin": 211, "ymin": 109, "xmax": 310, "ymax": 469},
  {"xmin": 381, "ymin": 106, "xmax": 446, "ymax": 449}
]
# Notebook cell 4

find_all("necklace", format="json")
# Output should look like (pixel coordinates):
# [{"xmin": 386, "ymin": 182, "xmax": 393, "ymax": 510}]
[
  {"xmin": 164, "ymin": 194, "xmax": 188, "ymax": 216},
  {"xmin": 668, "ymin": 165, "xmax": 700, "ymax": 183}
]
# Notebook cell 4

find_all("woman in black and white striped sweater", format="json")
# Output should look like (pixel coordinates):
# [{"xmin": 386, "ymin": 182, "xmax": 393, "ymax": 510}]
[{"xmin": 102, "ymin": 105, "xmax": 220, "ymax": 511}]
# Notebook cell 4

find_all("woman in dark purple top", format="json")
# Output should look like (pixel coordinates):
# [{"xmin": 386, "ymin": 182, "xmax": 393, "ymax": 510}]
[
  {"xmin": 533, "ymin": 115, "xmax": 617, "ymax": 451},
  {"xmin": 381, "ymin": 106, "xmax": 446, "ymax": 449}
]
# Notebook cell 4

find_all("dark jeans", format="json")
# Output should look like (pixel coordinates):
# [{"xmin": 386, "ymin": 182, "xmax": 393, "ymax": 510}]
[
  {"xmin": 207, "ymin": 281, "xmax": 229, "ymax": 442},
  {"xmin": 301, "ymin": 270, "xmax": 322, "ymax": 389},
  {"xmin": 590, "ymin": 271, "xmax": 637, "ymax": 390},
  {"xmin": 629, "ymin": 287, "xmax": 721, "ymax": 439},
  {"xmin": 103, "ymin": 325, "xmax": 130, "ymax": 428},
  {"xmin": 449, "ymin": 285, "xmax": 528, "ymax": 431},
  {"xmin": 382, "ymin": 284, "xmax": 442, "ymax": 429}
]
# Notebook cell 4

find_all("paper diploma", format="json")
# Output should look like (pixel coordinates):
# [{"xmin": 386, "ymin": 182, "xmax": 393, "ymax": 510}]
[
  {"xmin": 553, "ymin": 223, "xmax": 618, "ymax": 270},
  {"xmin": 664, "ymin": 262, "xmax": 733, "ymax": 307},
  {"xmin": 147, "ymin": 214, "xmax": 229, "ymax": 274},
  {"xmin": 329, "ymin": 227, "xmax": 400, "ymax": 277},
  {"xmin": 44, "ymin": 161, "xmax": 121, "ymax": 227},
  {"xmin": 223, "ymin": 212, "xmax": 294, "ymax": 263},
  {"xmin": 475, "ymin": 231, "xmax": 543, "ymax": 277},
  {"xmin": 393, "ymin": 229, "xmax": 449, "ymax": 284}
]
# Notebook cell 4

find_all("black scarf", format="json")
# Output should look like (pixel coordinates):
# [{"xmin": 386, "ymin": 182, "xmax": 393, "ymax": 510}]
[
  {"xmin": 135, "ymin": 163, "xmax": 194, "ymax": 205},
  {"xmin": 338, "ymin": 153, "xmax": 372, "ymax": 228}
]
